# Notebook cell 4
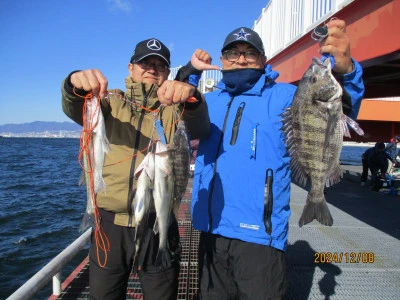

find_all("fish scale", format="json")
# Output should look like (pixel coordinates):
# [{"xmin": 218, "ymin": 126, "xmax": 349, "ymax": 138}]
[
  {"xmin": 282, "ymin": 57, "xmax": 363, "ymax": 227},
  {"xmin": 130, "ymin": 120, "xmax": 191, "ymax": 270},
  {"xmin": 171, "ymin": 120, "xmax": 191, "ymax": 217}
]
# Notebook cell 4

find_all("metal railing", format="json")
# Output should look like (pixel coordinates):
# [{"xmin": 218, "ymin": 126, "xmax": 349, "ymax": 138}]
[
  {"xmin": 7, "ymin": 228, "xmax": 92, "ymax": 300},
  {"xmin": 169, "ymin": 67, "xmax": 222, "ymax": 94},
  {"xmin": 167, "ymin": 1, "xmax": 355, "ymax": 92},
  {"xmin": 253, "ymin": 0, "xmax": 355, "ymax": 60}
]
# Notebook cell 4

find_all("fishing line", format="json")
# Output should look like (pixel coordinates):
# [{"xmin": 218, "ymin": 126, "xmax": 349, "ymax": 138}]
[
  {"xmin": 75, "ymin": 90, "xmax": 110, "ymax": 268},
  {"xmin": 73, "ymin": 88, "xmax": 189, "ymax": 266}
]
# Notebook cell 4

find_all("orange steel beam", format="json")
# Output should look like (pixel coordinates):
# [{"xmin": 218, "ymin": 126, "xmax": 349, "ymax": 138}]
[
  {"xmin": 357, "ymin": 100, "xmax": 400, "ymax": 121},
  {"xmin": 268, "ymin": 0, "xmax": 400, "ymax": 83}
]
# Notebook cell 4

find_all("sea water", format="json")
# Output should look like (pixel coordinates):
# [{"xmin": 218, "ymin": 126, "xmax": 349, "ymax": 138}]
[{"xmin": 0, "ymin": 137, "xmax": 370, "ymax": 299}]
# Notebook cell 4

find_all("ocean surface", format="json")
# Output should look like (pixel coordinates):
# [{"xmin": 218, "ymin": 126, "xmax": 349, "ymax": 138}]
[{"xmin": 0, "ymin": 137, "xmax": 370, "ymax": 299}]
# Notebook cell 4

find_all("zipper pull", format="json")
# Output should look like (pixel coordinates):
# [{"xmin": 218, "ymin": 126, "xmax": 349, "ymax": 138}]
[{"xmin": 230, "ymin": 102, "xmax": 246, "ymax": 145}]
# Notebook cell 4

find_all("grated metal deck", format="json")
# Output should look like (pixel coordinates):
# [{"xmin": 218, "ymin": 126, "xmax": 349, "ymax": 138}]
[
  {"xmin": 53, "ymin": 181, "xmax": 200, "ymax": 300},
  {"xmin": 53, "ymin": 167, "xmax": 400, "ymax": 299}
]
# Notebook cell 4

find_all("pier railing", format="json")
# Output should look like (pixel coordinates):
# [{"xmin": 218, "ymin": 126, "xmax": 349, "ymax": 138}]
[
  {"xmin": 253, "ymin": 0, "xmax": 355, "ymax": 60},
  {"xmin": 6, "ymin": 228, "xmax": 91, "ymax": 300},
  {"xmin": 169, "ymin": 0, "xmax": 354, "ymax": 93}
]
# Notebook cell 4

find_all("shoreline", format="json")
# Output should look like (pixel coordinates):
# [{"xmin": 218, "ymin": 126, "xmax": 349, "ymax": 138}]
[{"xmin": 343, "ymin": 141, "xmax": 375, "ymax": 147}]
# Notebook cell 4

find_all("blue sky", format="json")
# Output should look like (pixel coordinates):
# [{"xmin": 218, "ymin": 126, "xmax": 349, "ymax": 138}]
[{"xmin": 0, "ymin": 0, "xmax": 269, "ymax": 125}]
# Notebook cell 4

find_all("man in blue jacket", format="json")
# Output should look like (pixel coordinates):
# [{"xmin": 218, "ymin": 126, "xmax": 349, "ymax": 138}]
[{"xmin": 190, "ymin": 19, "xmax": 364, "ymax": 299}]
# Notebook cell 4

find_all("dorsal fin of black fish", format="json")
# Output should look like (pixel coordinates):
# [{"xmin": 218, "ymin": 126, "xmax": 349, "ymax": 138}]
[{"xmin": 280, "ymin": 107, "xmax": 310, "ymax": 189}]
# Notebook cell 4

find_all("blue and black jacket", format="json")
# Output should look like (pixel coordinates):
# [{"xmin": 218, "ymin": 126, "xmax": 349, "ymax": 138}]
[{"xmin": 191, "ymin": 61, "xmax": 364, "ymax": 251}]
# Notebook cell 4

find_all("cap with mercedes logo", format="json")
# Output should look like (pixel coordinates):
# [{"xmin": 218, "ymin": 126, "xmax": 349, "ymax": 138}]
[
  {"xmin": 130, "ymin": 38, "xmax": 171, "ymax": 66},
  {"xmin": 221, "ymin": 27, "xmax": 265, "ymax": 53}
]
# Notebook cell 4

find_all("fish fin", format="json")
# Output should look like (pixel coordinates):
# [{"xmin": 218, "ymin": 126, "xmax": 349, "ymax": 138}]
[
  {"xmin": 342, "ymin": 114, "xmax": 364, "ymax": 136},
  {"xmin": 281, "ymin": 107, "xmax": 310, "ymax": 188},
  {"xmin": 103, "ymin": 136, "xmax": 112, "ymax": 153},
  {"xmin": 290, "ymin": 156, "xmax": 310, "ymax": 189},
  {"xmin": 132, "ymin": 211, "xmax": 150, "ymax": 273},
  {"xmin": 299, "ymin": 199, "xmax": 333, "ymax": 227},
  {"xmin": 341, "ymin": 116, "xmax": 351, "ymax": 138},
  {"xmin": 78, "ymin": 171, "xmax": 86, "ymax": 186},
  {"xmin": 79, "ymin": 211, "xmax": 94, "ymax": 232},
  {"xmin": 155, "ymin": 247, "xmax": 172, "ymax": 269},
  {"xmin": 325, "ymin": 165, "xmax": 343, "ymax": 187},
  {"xmin": 95, "ymin": 177, "xmax": 107, "ymax": 194}
]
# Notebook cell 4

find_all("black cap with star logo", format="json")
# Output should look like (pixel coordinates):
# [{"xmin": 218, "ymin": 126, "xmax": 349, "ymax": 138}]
[
  {"xmin": 130, "ymin": 38, "xmax": 171, "ymax": 66},
  {"xmin": 221, "ymin": 27, "xmax": 264, "ymax": 53}
]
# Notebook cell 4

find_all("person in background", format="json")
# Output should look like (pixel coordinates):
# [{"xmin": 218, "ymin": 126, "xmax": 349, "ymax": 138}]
[
  {"xmin": 61, "ymin": 38, "xmax": 213, "ymax": 300},
  {"xmin": 186, "ymin": 19, "xmax": 364, "ymax": 299},
  {"xmin": 361, "ymin": 142, "xmax": 395, "ymax": 187},
  {"xmin": 385, "ymin": 135, "xmax": 399, "ymax": 171}
]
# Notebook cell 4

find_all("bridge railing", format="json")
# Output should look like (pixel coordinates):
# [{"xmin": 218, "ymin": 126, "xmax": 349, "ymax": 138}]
[
  {"xmin": 169, "ymin": 67, "xmax": 222, "ymax": 94},
  {"xmin": 168, "ymin": 1, "xmax": 356, "ymax": 92},
  {"xmin": 253, "ymin": 0, "xmax": 355, "ymax": 60},
  {"xmin": 6, "ymin": 228, "xmax": 91, "ymax": 300}
]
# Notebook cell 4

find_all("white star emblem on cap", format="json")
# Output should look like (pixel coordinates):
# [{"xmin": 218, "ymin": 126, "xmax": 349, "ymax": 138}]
[
  {"xmin": 147, "ymin": 39, "xmax": 162, "ymax": 51},
  {"xmin": 233, "ymin": 28, "xmax": 251, "ymax": 41}
]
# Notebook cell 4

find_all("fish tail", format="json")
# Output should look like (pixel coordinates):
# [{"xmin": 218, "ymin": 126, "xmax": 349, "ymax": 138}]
[
  {"xmin": 79, "ymin": 211, "xmax": 94, "ymax": 232},
  {"xmin": 299, "ymin": 198, "xmax": 333, "ymax": 227},
  {"xmin": 155, "ymin": 247, "xmax": 171, "ymax": 269}
]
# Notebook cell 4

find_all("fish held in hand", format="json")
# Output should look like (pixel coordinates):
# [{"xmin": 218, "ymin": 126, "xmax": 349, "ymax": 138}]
[
  {"xmin": 78, "ymin": 96, "xmax": 111, "ymax": 232},
  {"xmin": 78, "ymin": 150, "xmax": 94, "ymax": 232},
  {"xmin": 153, "ymin": 141, "xmax": 174, "ymax": 268},
  {"xmin": 132, "ymin": 153, "xmax": 154, "ymax": 271},
  {"xmin": 171, "ymin": 120, "xmax": 191, "ymax": 217},
  {"xmin": 89, "ymin": 96, "xmax": 111, "ymax": 194},
  {"xmin": 281, "ymin": 57, "xmax": 363, "ymax": 227}
]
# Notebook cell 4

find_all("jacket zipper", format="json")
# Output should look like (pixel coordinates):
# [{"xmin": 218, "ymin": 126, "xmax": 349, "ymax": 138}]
[
  {"xmin": 207, "ymin": 96, "xmax": 235, "ymax": 233},
  {"xmin": 127, "ymin": 83, "xmax": 154, "ymax": 227},
  {"xmin": 264, "ymin": 168, "xmax": 274, "ymax": 242},
  {"xmin": 230, "ymin": 102, "xmax": 246, "ymax": 145}
]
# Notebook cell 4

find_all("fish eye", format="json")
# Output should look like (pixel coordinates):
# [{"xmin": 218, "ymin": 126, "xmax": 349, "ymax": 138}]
[{"xmin": 310, "ymin": 75, "xmax": 318, "ymax": 84}]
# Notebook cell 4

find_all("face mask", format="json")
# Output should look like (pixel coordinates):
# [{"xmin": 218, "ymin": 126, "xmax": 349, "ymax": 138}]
[{"xmin": 221, "ymin": 68, "xmax": 265, "ymax": 95}]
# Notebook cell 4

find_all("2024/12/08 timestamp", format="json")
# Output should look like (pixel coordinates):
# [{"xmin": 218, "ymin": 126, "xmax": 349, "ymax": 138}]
[{"xmin": 314, "ymin": 252, "xmax": 375, "ymax": 263}]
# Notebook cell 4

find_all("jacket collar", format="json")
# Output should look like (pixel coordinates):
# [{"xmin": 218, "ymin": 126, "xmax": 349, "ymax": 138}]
[
  {"xmin": 124, "ymin": 77, "xmax": 160, "ymax": 111},
  {"xmin": 216, "ymin": 64, "xmax": 280, "ymax": 96}
]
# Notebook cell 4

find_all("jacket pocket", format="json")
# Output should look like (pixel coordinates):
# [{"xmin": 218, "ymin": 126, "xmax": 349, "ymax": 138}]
[{"xmin": 264, "ymin": 168, "xmax": 274, "ymax": 235}]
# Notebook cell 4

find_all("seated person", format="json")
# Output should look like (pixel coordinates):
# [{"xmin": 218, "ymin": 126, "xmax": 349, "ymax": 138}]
[{"xmin": 361, "ymin": 142, "xmax": 394, "ymax": 187}]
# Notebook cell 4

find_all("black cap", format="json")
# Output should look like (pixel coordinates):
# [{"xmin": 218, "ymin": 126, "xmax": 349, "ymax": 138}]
[
  {"xmin": 130, "ymin": 38, "xmax": 170, "ymax": 66},
  {"xmin": 222, "ymin": 27, "xmax": 264, "ymax": 53}
]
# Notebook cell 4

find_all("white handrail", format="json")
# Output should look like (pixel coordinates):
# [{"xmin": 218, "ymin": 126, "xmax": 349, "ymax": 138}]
[
  {"xmin": 253, "ymin": 0, "xmax": 356, "ymax": 61},
  {"xmin": 7, "ymin": 228, "xmax": 92, "ymax": 300}
]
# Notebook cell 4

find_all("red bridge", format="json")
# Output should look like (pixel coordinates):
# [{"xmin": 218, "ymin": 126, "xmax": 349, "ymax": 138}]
[{"xmin": 263, "ymin": 0, "xmax": 400, "ymax": 142}]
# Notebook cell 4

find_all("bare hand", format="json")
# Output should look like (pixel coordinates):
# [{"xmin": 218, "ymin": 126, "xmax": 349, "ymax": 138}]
[
  {"xmin": 70, "ymin": 69, "xmax": 108, "ymax": 98},
  {"xmin": 319, "ymin": 19, "xmax": 353, "ymax": 74},
  {"xmin": 191, "ymin": 49, "xmax": 220, "ymax": 71},
  {"xmin": 157, "ymin": 80, "xmax": 196, "ymax": 106}
]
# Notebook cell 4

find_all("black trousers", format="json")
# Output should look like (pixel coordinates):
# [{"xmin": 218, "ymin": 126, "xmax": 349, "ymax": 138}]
[
  {"xmin": 89, "ymin": 213, "xmax": 180, "ymax": 300},
  {"xmin": 198, "ymin": 232, "xmax": 288, "ymax": 300},
  {"xmin": 361, "ymin": 158, "xmax": 369, "ymax": 182},
  {"xmin": 361, "ymin": 158, "xmax": 389, "ymax": 184}
]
